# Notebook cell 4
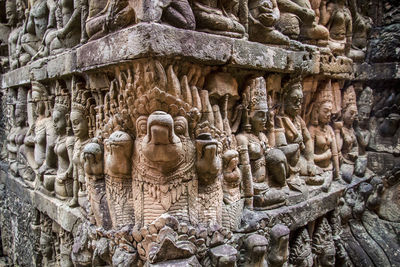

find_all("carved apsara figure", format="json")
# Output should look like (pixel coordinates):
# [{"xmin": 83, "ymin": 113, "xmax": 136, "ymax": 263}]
[
  {"xmin": 105, "ymin": 130, "xmax": 134, "ymax": 228},
  {"xmin": 334, "ymin": 85, "xmax": 358, "ymax": 183},
  {"xmin": 69, "ymin": 83, "xmax": 94, "ymax": 215},
  {"xmin": 312, "ymin": 217, "xmax": 336, "ymax": 267},
  {"xmin": 24, "ymin": 81, "xmax": 57, "ymax": 192},
  {"xmin": 39, "ymin": 214, "xmax": 57, "ymax": 267},
  {"xmin": 276, "ymin": 0, "xmax": 329, "ymax": 44},
  {"xmin": 236, "ymin": 76, "xmax": 288, "ymax": 210},
  {"xmin": 308, "ymin": 83, "xmax": 340, "ymax": 190},
  {"xmin": 6, "ymin": 0, "xmax": 26, "ymax": 69},
  {"xmin": 7, "ymin": 87, "xmax": 32, "ymax": 180},
  {"xmin": 52, "ymin": 82, "xmax": 74, "ymax": 200},
  {"xmin": 191, "ymin": 0, "xmax": 246, "ymax": 38},
  {"xmin": 319, "ymin": 0, "xmax": 352, "ymax": 55},
  {"xmin": 248, "ymin": 0, "xmax": 290, "ymax": 45}
]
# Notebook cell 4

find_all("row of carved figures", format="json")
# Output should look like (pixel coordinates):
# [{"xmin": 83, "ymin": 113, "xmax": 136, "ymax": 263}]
[
  {"xmin": 0, "ymin": 0, "xmax": 372, "ymax": 71},
  {"xmin": 31, "ymin": 210, "xmax": 339, "ymax": 266},
  {"xmin": 3, "ymin": 60, "xmax": 392, "ymax": 232}
]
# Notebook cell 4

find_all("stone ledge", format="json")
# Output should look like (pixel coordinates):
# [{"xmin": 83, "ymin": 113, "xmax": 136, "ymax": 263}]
[
  {"xmin": 1, "ymin": 172, "xmax": 82, "ymax": 234},
  {"xmin": 0, "ymin": 23, "xmax": 354, "ymax": 89}
]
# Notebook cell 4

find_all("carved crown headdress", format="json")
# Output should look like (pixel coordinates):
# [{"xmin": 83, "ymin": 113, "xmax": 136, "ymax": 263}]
[
  {"xmin": 342, "ymin": 85, "xmax": 357, "ymax": 110},
  {"xmin": 31, "ymin": 81, "xmax": 50, "ymax": 101},
  {"xmin": 243, "ymin": 76, "xmax": 268, "ymax": 112},
  {"xmin": 72, "ymin": 83, "xmax": 93, "ymax": 116},
  {"xmin": 54, "ymin": 81, "xmax": 70, "ymax": 112},
  {"xmin": 357, "ymin": 86, "xmax": 373, "ymax": 109},
  {"xmin": 16, "ymin": 87, "xmax": 27, "ymax": 109},
  {"xmin": 290, "ymin": 228, "xmax": 312, "ymax": 264}
]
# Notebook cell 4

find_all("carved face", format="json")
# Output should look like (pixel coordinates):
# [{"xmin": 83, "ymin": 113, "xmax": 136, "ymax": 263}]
[
  {"xmin": 250, "ymin": 110, "xmax": 267, "ymax": 133},
  {"xmin": 136, "ymin": 116, "xmax": 148, "ymax": 138},
  {"xmin": 15, "ymin": 106, "xmax": 26, "ymax": 127},
  {"xmin": 40, "ymin": 235, "xmax": 53, "ymax": 259},
  {"xmin": 53, "ymin": 109, "xmax": 67, "ymax": 135},
  {"xmin": 16, "ymin": 0, "xmax": 25, "ymax": 21},
  {"xmin": 343, "ymin": 104, "xmax": 358, "ymax": 126},
  {"xmin": 6, "ymin": 1, "xmax": 16, "ymax": 26},
  {"xmin": 318, "ymin": 102, "xmax": 332, "ymax": 125},
  {"xmin": 358, "ymin": 106, "xmax": 371, "ymax": 127},
  {"xmin": 32, "ymin": 90, "xmax": 47, "ymax": 116},
  {"xmin": 320, "ymin": 250, "xmax": 335, "ymax": 267},
  {"xmin": 71, "ymin": 110, "xmax": 89, "ymax": 139},
  {"xmin": 285, "ymin": 85, "xmax": 303, "ymax": 117}
]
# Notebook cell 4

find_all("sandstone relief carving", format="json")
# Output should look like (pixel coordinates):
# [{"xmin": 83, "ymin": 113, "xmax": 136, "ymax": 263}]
[{"xmin": 0, "ymin": 0, "xmax": 399, "ymax": 266}]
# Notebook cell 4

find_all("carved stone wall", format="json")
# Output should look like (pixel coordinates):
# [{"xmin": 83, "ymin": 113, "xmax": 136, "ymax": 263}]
[{"xmin": 0, "ymin": 0, "xmax": 398, "ymax": 266}]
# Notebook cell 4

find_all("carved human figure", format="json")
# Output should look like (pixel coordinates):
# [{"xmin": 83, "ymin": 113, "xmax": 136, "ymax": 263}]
[
  {"xmin": 319, "ymin": 0, "xmax": 352, "ymax": 55},
  {"xmin": 289, "ymin": 228, "xmax": 313, "ymax": 266},
  {"xmin": 334, "ymin": 85, "xmax": 358, "ymax": 183},
  {"xmin": 104, "ymin": 130, "xmax": 134, "ymax": 228},
  {"xmin": 221, "ymin": 149, "xmax": 243, "ymax": 231},
  {"xmin": 39, "ymin": 215, "xmax": 56, "ymax": 267},
  {"xmin": 243, "ymin": 234, "xmax": 269, "ymax": 267},
  {"xmin": 52, "ymin": 84, "xmax": 74, "ymax": 200},
  {"xmin": 6, "ymin": 0, "xmax": 26, "ymax": 69},
  {"xmin": 133, "ymin": 110, "xmax": 197, "ymax": 227},
  {"xmin": 68, "ymin": 83, "xmax": 93, "ymax": 215},
  {"xmin": 59, "ymin": 229, "xmax": 73, "ymax": 267},
  {"xmin": 24, "ymin": 82, "xmax": 57, "ymax": 191},
  {"xmin": 191, "ymin": 0, "xmax": 246, "ymax": 38},
  {"xmin": 33, "ymin": 0, "xmax": 82, "ymax": 58},
  {"xmin": 196, "ymin": 132, "xmax": 223, "ymax": 224},
  {"xmin": 248, "ymin": 0, "xmax": 290, "ymax": 45},
  {"xmin": 85, "ymin": 0, "xmax": 135, "ymax": 41},
  {"xmin": 268, "ymin": 224, "xmax": 290, "ymax": 267},
  {"xmin": 236, "ymin": 76, "xmax": 287, "ymax": 210},
  {"xmin": 347, "ymin": 0, "xmax": 372, "ymax": 61},
  {"xmin": 308, "ymin": 84, "xmax": 340, "ymax": 190},
  {"xmin": 20, "ymin": 0, "xmax": 57, "ymax": 64},
  {"xmin": 312, "ymin": 217, "xmax": 336, "ymax": 267},
  {"xmin": 7, "ymin": 87, "xmax": 30, "ymax": 180},
  {"xmin": 354, "ymin": 86, "xmax": 373, "ymax": 176},
  {"xmin": 276, "ymin": 0, "xmax": 329, "ymax": 43},
  {"xmin": 277, "ymin": 80, "xmax": 318, "ymax": 179}
]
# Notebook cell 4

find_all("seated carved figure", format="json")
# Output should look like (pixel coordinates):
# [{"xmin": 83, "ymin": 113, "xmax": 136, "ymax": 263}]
[
  {"xmin": 248, "ymin": 0, "xmax": 290, "ymax": 45},
  {"xmin": 85, "ymin": 0, "xmax": 135, "ymax": 41},
  {"xmin": 276, "ymin": 80, "xmax": 319, "ymax": 179},
  {"xmin": 191, "ymin": 0, "xmax": 246, "ymax": 38},
  {"xmin": 308, "ymin": 84, "xmax": 340, "ymax": 190},
  {"xmin": 276, "ymin": 0, "xmax": 328, "ymax": 44},
  {"xmin": 7, "ymin": 0, "xmax": 28, "ymax": 70},
  {"xmin": 319, "ymin": 0, "xmax": 352, "ymax": 55},
  {"xmin": 236, "ymin": 76, "xmax": 288, "ymax": 210}
]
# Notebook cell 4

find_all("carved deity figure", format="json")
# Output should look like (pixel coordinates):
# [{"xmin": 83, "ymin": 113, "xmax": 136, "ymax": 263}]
[
  {"xmin": 69, "ymin": 83, "xmax": 93, "ymax": 215},
  {"xmin": 39, "ymin": 214, "xmax": 56, "ymax": 267},
  {"xmin": 6, "ymin": 0, "xmax": 26, "ymax": 69},
  {"xmin": 85, "ymin": 0, "xmax": 135, "ymax": 41},
  {"xmin": 354, "ymin": 86, "xmax": 373, "ymax": 176},
  {"xmin": 59, "ymin": 229, "xmax": 73, "ymax": 267},
  {"xmin": 196, "ymin": 133, "xmax": 223, "ymax": 225},
  {"xmin": 133, "ymin": 109, "xmax": 197, "ymax": 227},
  {"xmin": 248, "ymin": 0, "xmax": 290, "ymax": 45},
  {"xmin": 268, "ymin": 224, "xmax": 290, "ymax": 267},
  {"xmin": 191, "ymin": 0, "xmax": 246, "ymax": 38},
  {"xmin": 221, "ymin": 149, "xmax": 243, "ymax": 231},
  {"xmin": 312, "ymin": 217, "xmax": 336, "ymax": 267},
  {"xmin": 20, "ymin": 0, "xmax": 57, "ymax": 63},
  {"xmin": 319, "ymin": 0, "xmax": 352, "ymax": 55},
  {"xmin": 7, "ymin": 87, "xmax": 31, "ymax": 180},
  {"xmin": 276, "ymin": 80, "xmax": 318, "ymax": 179},
  {"xmin": 83, "ymin": 141, "xmax": 111, "ymax": 229},
  {"xmin": 289, "ymin": 228, "xmax": 313, "ymax": 266},
  {"xmin": 24, "ymin": 82, "xmax": 57, "ymax": 192},
  {"xmin": 236, "ymin": 76, "xmax": 288, "ymax": 210},
  {"xmin": 105, "ymin": 130, "xmax": 134, "ymax": 228},
  {"xmin": 308, "ymin": 83, "xmax": 339, "ymax": 190},
  {"xmin": 52, "ymin": 83, "xmax": 74, "ymax": 200},
  {"xmin": 334, "ymin": 85, "xmax": 358, "ymax": 183},
  {"xmin": 276, "ymin": 0, "xmax": 329, "ymax": 44},
  {"xmin": 34, "ymin": 0, "xmax": 82, "ymax": 58}
]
